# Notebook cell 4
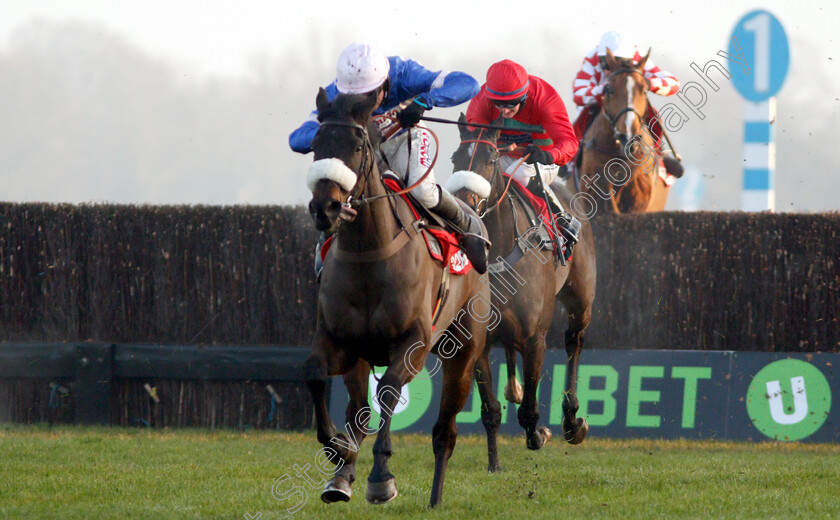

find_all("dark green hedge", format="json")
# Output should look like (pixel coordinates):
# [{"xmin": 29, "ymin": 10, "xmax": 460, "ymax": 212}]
[
  {"xmin": 0, "ymin": 203, "xmax": 316, "ymax": 346},
  {"xmin": 1, "ymin": 204, "xmax": 838, "ymax": 352},
  {"xmin": 578, "ymin": 212, "xmax": 840, "ymax": 352}
]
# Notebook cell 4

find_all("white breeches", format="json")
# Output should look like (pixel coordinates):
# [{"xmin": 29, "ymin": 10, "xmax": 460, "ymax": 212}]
[
  {"xmin": 379, "ymin": 125, "xmax": 440, "ymax": 208},
  {"xmin": 500, "ymin": 156, "xmax": 560, "ymax": 187}
]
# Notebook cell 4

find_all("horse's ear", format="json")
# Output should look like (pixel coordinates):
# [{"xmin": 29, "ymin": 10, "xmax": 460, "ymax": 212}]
[
  {"xmin": 351, "ymin": 91, "xmax": 380, "ymax": 123},
  {"xmin": 316, "ymin": 88, "xmax": 329, "ymax": 115},
  {"xmin": 457, "ymin": 113, "xmax": 469, "ymax": 139},
  {"xmin": 637, "ymin": 47, "xmax": 651, "ymax": 70},
  {"xmin": 489, "ymin": 115, "xmax": 504, "ymax": 142},
  {"xmin": 604, "ymin": 48, "xmax": 617, "ymax": 71}
]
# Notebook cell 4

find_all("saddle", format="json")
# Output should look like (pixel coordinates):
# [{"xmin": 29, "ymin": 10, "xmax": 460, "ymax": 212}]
[
  {"xmin": 381, "ymin": 173, "xmax": 473, "ymax": 275},
  {"xmin": 489, "ymin": 175, "xmax": 571, "ymax": 273}
]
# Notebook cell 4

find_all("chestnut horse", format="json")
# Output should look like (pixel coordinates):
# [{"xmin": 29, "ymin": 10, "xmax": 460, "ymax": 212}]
[
  {"xmin": 572, "ymin": 48, "xmax": 670, "ymax": 213},
  {"xmin": 303, "ymin": 89, "xmax": 490, "ymax": 507},
  {"xmin": 449, "ymin": 116, "xmax": 596, "ymax": 471}
]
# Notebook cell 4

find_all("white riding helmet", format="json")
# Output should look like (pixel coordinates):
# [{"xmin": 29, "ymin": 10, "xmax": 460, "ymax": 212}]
[
  {"xmin": 597, "ymin": 31, "xmax": 637, "ymax": 59},
  {"xmin": 335, "ymin": 43, "xmax": 390, "ymax": 95}
]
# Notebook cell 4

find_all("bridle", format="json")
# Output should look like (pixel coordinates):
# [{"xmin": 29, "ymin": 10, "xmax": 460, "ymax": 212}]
[
  {"xmin": 457, "ymin": 129, "xmax": 527, "ymax": 217},
  {"xmin": 596, "ymin": 67, "xmax": 657, "ymax": 214},
  {"xmin": 601, "ymin": 67, "xmax": 649, "ymax": 148},
  {"xmin": 315, "ymin": 119, "xmax": 374, "ymax": 210},
  {"xmin": 315, "ymin": 118, "xmax": 440, "ymax": 209}
]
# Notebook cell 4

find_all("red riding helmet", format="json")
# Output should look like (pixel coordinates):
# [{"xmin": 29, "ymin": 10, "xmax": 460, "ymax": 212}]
[{"xmin": 483, "ymin": 59, "xmax": 530, "ymax": 101}]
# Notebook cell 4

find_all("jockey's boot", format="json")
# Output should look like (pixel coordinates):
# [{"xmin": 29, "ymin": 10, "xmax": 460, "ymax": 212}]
[
  {"xmin": 314, "ymin": 231, "xmax": 329, "ymax": 282},
  {"xmin": 662, "ymin": 153, "xmax": 684, "ymax": 178},
  {"xmin": 526, "ymin": 175, "xmax": 581, "ymax": 247},
  {"xmin": 432, "ymin": 188, "xmax": 491, "ymax": 274}
]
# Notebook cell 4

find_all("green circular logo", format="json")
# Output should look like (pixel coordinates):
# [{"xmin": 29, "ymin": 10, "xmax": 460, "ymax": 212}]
[
  {"xmin": 368, "ymin": 367, "xmax": 433, "ymax": 431},
  {"xmin": 746, "ymin": 359, "xmax": 831, "ymax": 441}
]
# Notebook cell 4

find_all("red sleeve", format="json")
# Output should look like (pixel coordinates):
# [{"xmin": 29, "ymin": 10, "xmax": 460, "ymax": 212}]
[
  {"xmin": 531, "ymin": 79, "xmax": 578, "ymax": 165},
  {"xmin": 466, "ymin": 90, "xmax": 495, "ymax": 125}
]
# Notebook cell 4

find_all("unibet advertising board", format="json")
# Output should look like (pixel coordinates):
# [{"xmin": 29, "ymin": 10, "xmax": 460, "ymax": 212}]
[{"xmin": 329, "ymin": 349, "xmax": 838, "ymax": 442}]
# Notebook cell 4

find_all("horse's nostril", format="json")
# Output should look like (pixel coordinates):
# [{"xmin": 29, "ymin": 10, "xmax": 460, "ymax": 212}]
[{"xmin": 326, "ymin": 200, "xmax": 341, "ymax": 215}]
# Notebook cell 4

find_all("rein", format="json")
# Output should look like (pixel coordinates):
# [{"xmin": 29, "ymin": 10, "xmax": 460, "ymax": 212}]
[
  {"xmin": 316, "ymin": 118, "xmax": 421, "ymax": 263},
  {"xmin": 458, "ymin": 131, "xmax": 529, "ymax": 217},
  {"xmin": 318, "ymin": 118, "xmax": 441, "ymax": 208},
  {"xmin": 359, "ymin": 119, "xmax": 441, "ymax": 206}
]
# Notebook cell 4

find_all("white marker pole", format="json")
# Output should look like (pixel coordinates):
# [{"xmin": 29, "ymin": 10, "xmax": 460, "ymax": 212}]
[{"xmin": 741, "ymin": 98, "xmax": 776, "ymax": 211}]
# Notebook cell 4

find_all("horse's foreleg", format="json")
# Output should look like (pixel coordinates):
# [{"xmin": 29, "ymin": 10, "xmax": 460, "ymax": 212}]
[
  {"xmin": 473, "ymin": 347, "xmax": 501, "ymax": 472},
  {"xmin": 303, "ymin": 330, "xmax": 358, "ymax": 491},
  {"xmin": 518, "ymin": 335, "xmax": 551, "ymax": 450},
  {"xmin": 365, "ymin": 339, "xmax": 427, "ymax": 505},
  {"xmin": 321, "ymin": 359, "xmax": 371, "ymax": 503}
]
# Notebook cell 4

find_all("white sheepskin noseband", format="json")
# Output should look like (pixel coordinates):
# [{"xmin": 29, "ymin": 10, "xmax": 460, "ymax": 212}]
[
  {"xmin": 444, "ymin": 170, "xmax": 492, "ymax": 199},
  {"xmin": 306, "ymin": 158, "xmax": 358, "ymax": 192}
]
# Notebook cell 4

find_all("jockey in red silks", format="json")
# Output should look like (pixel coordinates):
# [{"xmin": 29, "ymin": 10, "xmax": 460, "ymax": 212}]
[
  {"xmin": 465, "ymin": 59, "xmax": 582, "ymax": 245},
  {"xmin": 570, "ymin": 31, "xmax": 684, "ymax": 178},
  {"xmin": 291, "ymin": 43, "xmax": 489, "ymax": 276}
]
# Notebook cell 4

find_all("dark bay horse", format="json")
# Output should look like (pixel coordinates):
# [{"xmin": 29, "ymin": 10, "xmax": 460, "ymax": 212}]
[
  {"xmin": 449, "ymin": 116, "xmax": 596, "ymax": 471},
  {"xmin": 304, "ymin": 88, "xmax": 490, "ymax": 507},
  {"xmin": 572, "ymin": 48, "xmax": 670, "ymax": 213}
]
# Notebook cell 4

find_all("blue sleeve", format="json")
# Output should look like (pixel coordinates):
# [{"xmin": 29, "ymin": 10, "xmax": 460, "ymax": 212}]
[
  {"xmin": 288, "ymin": 83, "xmax": 341, "ymax": 154},
  {"xmin": 423, "ymin": 70, "xmax": 480, "ymax": 108},
  {"xmin": 289, "ymin": 117, "xmax": 319, "ymax": 154},
  {"xmin": 385, "ymin": 57, "xmax": 479, "ymax": 110}
]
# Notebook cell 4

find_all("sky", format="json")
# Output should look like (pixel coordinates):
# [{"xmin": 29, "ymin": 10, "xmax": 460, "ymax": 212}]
[{"xmin": 1, "ymin": 0, "xmax": 838, "ymax": 210}]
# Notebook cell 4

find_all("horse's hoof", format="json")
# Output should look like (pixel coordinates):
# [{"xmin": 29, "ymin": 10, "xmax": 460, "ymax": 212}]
[
  {"xmin": 366, "ymin": 477, "xmax": 398, "ymax": 504},
  {"xmin": 321, "ymin": 476, "xmax": 352, "ymax": 503},
  {"xmin": 488, "ymin": 461, "xmax": 502, "ymax": 473},
  {"xmin": 504, "ymin": 379, "xmax": 524, "ymax": 404},
  {"xmin": 526, "ymin": 426, "xmax": 551, "ymax": 450},
  {"xmin": 563, "ymin": 417, "xmax": 589, "ymax": 445}
]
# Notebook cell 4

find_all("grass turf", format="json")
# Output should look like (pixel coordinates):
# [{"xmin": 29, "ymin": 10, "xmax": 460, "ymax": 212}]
[{"xmin": 1, "ymin": 424, "xmax": 839, "ymax": 519}]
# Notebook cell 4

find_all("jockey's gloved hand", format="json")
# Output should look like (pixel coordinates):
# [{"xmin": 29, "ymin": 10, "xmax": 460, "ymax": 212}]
[
  {"xmin": 524, "ymin": 145, "xmax": 554, "ymax": 165},
  {"xmin": 397, "ymin": 97, "xmax": 430, "ymax": 128}
]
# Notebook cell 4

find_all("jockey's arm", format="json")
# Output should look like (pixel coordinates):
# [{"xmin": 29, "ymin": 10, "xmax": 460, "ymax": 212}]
[
  {"xmin": 289, "ymin": 83, "xmax": 343, "ymax": 154},
  {"xmin": 571, "ymin": 48, "xmax": 604, "ymax": 107},
  {"xmin": 536, "ymin": 84, "xmax": 579, "ymax": 166},
  {"xmin": 642, "ymin": 57, "xmax": 680, "ymax": 96},
  {"xmin": 396, "ymin": 57, "xmax": 480, "ymax": 108}
]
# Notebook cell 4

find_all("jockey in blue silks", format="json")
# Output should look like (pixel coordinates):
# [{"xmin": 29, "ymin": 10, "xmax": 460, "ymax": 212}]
[{"xmin": 290, "ymin": 43, "xmax": 489, "ymax": 276}]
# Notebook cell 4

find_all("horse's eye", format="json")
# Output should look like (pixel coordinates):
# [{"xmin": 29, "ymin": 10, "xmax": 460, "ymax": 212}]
[
  {"xmin": 604, "ymin": 85, "xmax": 614, "ymax": 96},
  {"xmin": 355, "ymin": 145, "xmax": 363, "ymax": 153}
]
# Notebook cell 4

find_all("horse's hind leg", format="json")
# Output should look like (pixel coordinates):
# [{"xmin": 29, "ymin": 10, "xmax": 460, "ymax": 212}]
[
  {"xmin": 321, "ymin": 359, "xmax": 370, "ymax": 503},
  {"xmin": 430, "ymin": 339, "xmax": 479, "ymax": 507},
  {"xmin": 518, "ymin": 334, "xmax": 552, "ymax": 450},
  {"xmin": 559, "ymin": 279, "xmax": 594, "ymax": 444},
  {"xmin": 503, "ymin": 345, "xmax": 523, "ymax": 404},
  {"xmin": 473, "ymin": 346, "xmax": 502, "ymax": 472}
]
